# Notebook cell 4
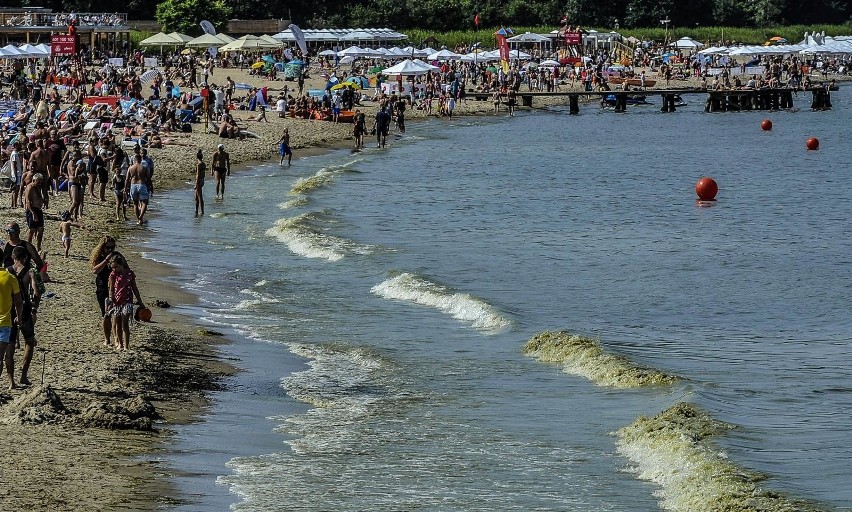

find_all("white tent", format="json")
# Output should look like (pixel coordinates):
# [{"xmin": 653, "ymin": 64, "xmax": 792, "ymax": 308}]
[
  {"xmin": 411, "ymin": 59, "xmax": 440, "ymax": 71},
  {"xmin": 318, "ymin": 49, "xmax": 338, "ymax": 56},
  {"xmin": 382, "ymin": 59, "xmax": 432, "ymax": 76},
  {"xmin": 185, "ymin": 33, "xmax": 227, "ymax": 48},
  {"xmin": 507, "ymin": 32, "xmax": 550, "ymax": 43},
  {"xmin": 402, "ymin": 46, "xmax": 428, "ymax": 58},
  {"xmin": 337, "ymin": 45, "xmax": 369, "ymax": 57},
  {"xmin": 672, "ymin": 37, "xmax": 703, "ymax": 49},
  {"xmin": 0, "ymin": 44, "xmax": 27, "ymax": 59},
  {"xmin": 427, "ymin": 49, "xmax": 461, "ymax": 61}
]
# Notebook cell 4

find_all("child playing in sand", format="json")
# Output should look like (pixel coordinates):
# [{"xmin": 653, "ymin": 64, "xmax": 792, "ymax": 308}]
[{"xmin": 58, "ymin": 210, "xmax": 83, "ymax": 258}]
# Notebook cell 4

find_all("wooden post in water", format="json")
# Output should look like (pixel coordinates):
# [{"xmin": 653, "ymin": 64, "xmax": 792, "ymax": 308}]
[
  {"xmin": 521, "ymin": 94, "xmax": 533, "ymax": 108},
  {"xmin": 568, "ymin": 94, "xmax": 579, "ymax": 115}
]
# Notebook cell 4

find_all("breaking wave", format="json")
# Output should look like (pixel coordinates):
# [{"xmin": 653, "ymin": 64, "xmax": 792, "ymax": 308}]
[
  {"xmin": 616, "ymin": 403, "xmax": 823, "ymax": 512},
  {"xmin": 370, "ymin": 272, "xmax": 510, "ymax": 333},
  {"xmin": 522, "ymin": 331, "xmax": 678, "ymax": 388}
]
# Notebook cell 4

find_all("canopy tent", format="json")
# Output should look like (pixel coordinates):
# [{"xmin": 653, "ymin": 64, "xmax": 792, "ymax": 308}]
[
  {"xmin": 19, "ymin": 43, "xmax": 49, "ymax": 58},
  {"xmin": 337, "ymin": 45, "xmax": 369, "ymax": 57},
  {"xmin": 219, "ymin": 35, "xmax": 280, "ymax": 52},
  {"xmin": 259, "ymin": 34, "xmax": 281, "ymax": 46},
  {"xmin": 0, "ymin": 45, "xmax": 27, "ymax": 58},
  {"xmin": 185, "ymin": 33, "xmax": 227, "ymax": 48},
  {"xmin": 401, "ymin": 46, "xmax": 429, "ymax": 58},
  {"xmin": 507, "ymin": 32, "xmax": 550, "ymax": 43},
  {"xmin": 411, "ymin": 59, "xmax": 440, "ymax": 71},
  {"xmin": 139, "ymin": 32, "xmax": 184, "ymax": 46},
  {"xmin": 318, "ymin": 49, "xmax": 338, "ymax": 56},
  {"xmin": 427, "ymin": 49, "xmax": 462, "ymax": 61},
  {"xmin": 167, "ymin": 32, "xmax": 194, "ymax": 43},
  {"xmin": 539, "ymin": 59, "xmax": 560, "ymax": 67},
  {"xmin": 382, "ymin": 59, "xmax": 432, "ymax": 76},
  {"xmin": 672, "ymin": 37, "xmax": 703, "ymax": 49}
]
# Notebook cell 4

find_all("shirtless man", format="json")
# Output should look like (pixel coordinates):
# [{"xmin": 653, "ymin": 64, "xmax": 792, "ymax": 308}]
[
  {"xmin": 29, "ymin": 140, "xmax": 49, "ymax": 203},
  {"xmin": 25, "ymin": 173, "xmax": 45, "ymax": 251},
  {"xmin": 211, "ymin": 144, "xmax": 230, "ymax": 199},
  {"xmin": 124, "ymin": 154, "xmax": 150, "ymax": 225},
  {"xmin": 46, "ymin": 130, "xmax": 66, "ymax": 206}
]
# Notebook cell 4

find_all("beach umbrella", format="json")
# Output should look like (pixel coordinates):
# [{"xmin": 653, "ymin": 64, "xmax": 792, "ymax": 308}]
[
  {"xmin": 330, "ymin": 81, "xmax": 361, "ymax": 90},
  {"xmin": 185, "ymin": 33, "xmax": 226, "ymax": 48},
  {"xmin": 259, "ymin": 34, "xmax": 281, "ymax": 46},
  {"xmin": 139, "ymin": 69, "xmax": 160, "ymax": 84},
  {"xmin": 339, "ymin": 56, "xmax": 355, "ymax": 65},
  {"xmin": 318, "ymin": 49, "xmax": 337, "ymax": 56},
  {"xmin": 539, "ymin": 59, "xmax": 560, "ymax": 67},
  {"xmin": 382, "ymin": 59, "xmax": 431, "ymax": 76},
  {"xmin": 139, "ymin": 32, "xmax": 183, "ymax": 46},
  {"xmin": 167, "ymin": 32, "xmax": 193, "ymax": 44}
]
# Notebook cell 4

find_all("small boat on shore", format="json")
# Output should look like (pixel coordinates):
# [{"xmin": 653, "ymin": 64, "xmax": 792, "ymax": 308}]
[{"xmin": 607, "ymin": 76, "xmax": 657, "ymax": 88}]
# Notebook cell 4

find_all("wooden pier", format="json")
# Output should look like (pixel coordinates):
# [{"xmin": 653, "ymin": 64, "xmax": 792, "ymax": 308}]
[{"xmin": 469, "ymin": 87, "xmax": 834, "ymax": 114}]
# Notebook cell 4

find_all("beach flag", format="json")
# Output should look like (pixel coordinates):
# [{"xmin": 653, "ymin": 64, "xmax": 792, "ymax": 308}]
[
  {"xmin": 289, "ymin": 24, "xmax": 308, "ymax": 57},
  {"xmin": 474, "ymin": 13, "xmax": 480, "ymax": 28},
  {"xmin": 200, "ymin": 20, "xmax": 218, "ymax": 57},
  {"xmin": 496, "ymin": 31, "xmax": 510, "ymax": 73}
]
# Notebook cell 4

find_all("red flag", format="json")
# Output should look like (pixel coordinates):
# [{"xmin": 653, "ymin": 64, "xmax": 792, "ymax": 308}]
[
  {"xmin": 497, "ymin": 33, "xmax": 510, "ymax": 72},
  {"xmin": 474, "ymin": 13, "xmax": 480, "ymax": 27}
]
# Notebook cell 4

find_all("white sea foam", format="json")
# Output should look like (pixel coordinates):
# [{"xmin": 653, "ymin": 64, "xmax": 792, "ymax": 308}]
[
  {"xmin": 616, "ymin": 403, "xmax": 818, "ymax": 512},
  {"xmin": 278, "ymin": 197, "xmax": 309, "ymax": 209},
  {"xmin": 265, "ymin": 212, "xmax": 376, "ymax": 262},
  {"xmin": 370, "ymin": 273, "xmax": 510, "ymax": 334},
  {"xmin": 289, "ymin": 159, "xmax": 362, "ymax": 195}
]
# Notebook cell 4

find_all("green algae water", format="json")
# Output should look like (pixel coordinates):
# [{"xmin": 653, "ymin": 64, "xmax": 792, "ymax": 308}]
[{"xmin": 143, "ymin": 88, "xmax": 852, "ymax": 511}]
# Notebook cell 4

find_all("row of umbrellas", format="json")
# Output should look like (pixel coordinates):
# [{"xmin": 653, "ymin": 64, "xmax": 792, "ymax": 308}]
[
  {"xmin": 0, "ymin": 43, "xmax": 51, "ymax": 58},
  {"xmin": 326, "ymin": 46, "xmax": 533, "ymax": 62}
]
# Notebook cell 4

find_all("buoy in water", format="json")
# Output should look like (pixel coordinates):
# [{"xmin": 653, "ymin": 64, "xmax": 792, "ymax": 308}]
[
  {"xmin": 806, "ymin": 137, "xmax": 819, "ymax": 150},
  {"xmin": 761, "ymin": 119, "xmax": 772, "ymax": 131},
  {"xmin": 695, "ymin": 177, "xmax": 718, "ymax": 201}
]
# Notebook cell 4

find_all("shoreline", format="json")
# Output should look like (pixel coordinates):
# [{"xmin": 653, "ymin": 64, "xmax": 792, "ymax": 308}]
[{"xmin": 2, "ymin": 66, "xmax": 847, "ymax": 510}]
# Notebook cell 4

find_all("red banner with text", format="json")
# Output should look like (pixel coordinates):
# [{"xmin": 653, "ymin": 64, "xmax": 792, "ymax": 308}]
[{"xmin": 51, "ymin": 34, "xmax": 77, "ymax": 57}]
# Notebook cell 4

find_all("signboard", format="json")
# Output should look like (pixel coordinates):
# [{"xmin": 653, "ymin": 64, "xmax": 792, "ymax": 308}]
[
  {"xmin": 51, "ymin": 34, "xmax": 77, "ymax": 57},
  {"xmin": 143, "ymin": 57, "xmax": 158, "ymax": 68},
  {"xmin": 564, "ymin": 32, "xmax": 582, "ymax": 45},
  {"xmin": 108, "ymin": 58, "xmax": 124, "ymax": 68}
]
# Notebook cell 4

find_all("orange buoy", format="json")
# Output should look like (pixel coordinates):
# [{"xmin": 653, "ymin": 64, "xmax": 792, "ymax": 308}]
[
  {"xmin": 135, "ymin": 306, "xmax": 152, "ymax": 322},
  {"xmin": 695, "ymin": 177, "xmax": 718, "ymax": 201},
  {"xmin": 761, "ymin": 119, "xmax": 772, "ymax": 131},
  {"xmin": 806, "ymin": 137, "xmax": 819, "ymax": 150}
]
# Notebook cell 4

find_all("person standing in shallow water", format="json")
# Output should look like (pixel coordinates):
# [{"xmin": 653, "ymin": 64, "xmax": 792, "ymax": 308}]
[
  {"xmin": 276, "ymin": 128, "xmax": 292, "ymax": 166},
  {"xmin": 212, "ymin": 144, "xmax": 230, "ymax": 199},
  {"xmin": 194, "ymin": 150, "xmax": 205, "ymax": 217}
]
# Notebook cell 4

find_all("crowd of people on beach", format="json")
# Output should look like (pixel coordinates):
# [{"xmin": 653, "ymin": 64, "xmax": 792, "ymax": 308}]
[{"xmin": 0, "ymin": 22, "xmax": 850, "ymax": 390}]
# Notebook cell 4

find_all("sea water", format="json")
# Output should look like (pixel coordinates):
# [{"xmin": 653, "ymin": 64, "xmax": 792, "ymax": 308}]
[{"xmin": 140, "ymin": 88, "xmax": 852, "ymax": 512}]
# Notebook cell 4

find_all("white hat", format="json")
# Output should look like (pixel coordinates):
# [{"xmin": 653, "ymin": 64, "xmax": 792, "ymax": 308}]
[{"xmin": 217, "ymin": 144, "xmax": 224, "ymax": 150}]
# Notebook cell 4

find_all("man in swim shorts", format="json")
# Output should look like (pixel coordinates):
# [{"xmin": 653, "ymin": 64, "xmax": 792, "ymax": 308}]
[
  {"xmin": 212, "ymin": 144, "xmax": 230, "ymax": 199},
  {"xmin": 277, "ymin": 128, "xmax": 293, "ymax": 166},
  {"xmin": 124, "ymin": 154, "xmax": 150, "ymax": 225},
  {"xmin": 25, "ymin": 173, "xmax": 45, "ymax": 251}
]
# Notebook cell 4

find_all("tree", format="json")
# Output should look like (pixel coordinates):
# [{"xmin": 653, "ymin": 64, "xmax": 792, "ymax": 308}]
[{"xmin": 155, "ymin": 0, "xmax": 230, "ymax": 35}]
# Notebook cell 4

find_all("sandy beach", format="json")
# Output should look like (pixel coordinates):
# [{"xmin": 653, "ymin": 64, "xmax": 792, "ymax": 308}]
[{"xmin": 0, "ymin": 61, "xmax": 844, "ymax": 509}]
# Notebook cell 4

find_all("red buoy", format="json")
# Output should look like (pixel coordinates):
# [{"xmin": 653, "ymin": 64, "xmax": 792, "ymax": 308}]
[
  {"xmin": 806, "ymin": 137, "xmax": 819, "ymax": 150},
  {"xmin": 695, "ymin": 177, "xmax": 718, "ymax": 201},
  {"xmin": 761, "ymin": 119, "xmax": 772, "ymax": 131}
]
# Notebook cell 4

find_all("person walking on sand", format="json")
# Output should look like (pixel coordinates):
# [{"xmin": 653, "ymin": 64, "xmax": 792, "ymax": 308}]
[
  {"xmin": 212, "ymin": 144, "xmax": 230, "ymax": 199},
  {"xmin": 107, "ymin": 253, "xmax": 144, "ymax": 352},
  {"xmin": 277, "ymin": 128, "xmax": 293, "ymax": 166},
  {"xmin": 125, "ymin": 154, "xmax": 150, "ymax": 225},
  {"xmin": 0, "ymin": 262, "xmax": 24, "ymax": 389},
  {"xmin": 58, "ymin": 210, "xmax": 83, "ymax": 258},
  {"xmin": 112, "ymin": 164, "xmax": 127, "ymax": 221},
  {"xmin": 90, "ymin": 236, "xmax": 116, "ymax": 347},
  {"xmin": 194, "ymin": 150, "xmax": 206, "ymax": 217},
  {"xmin": 9, "ymin": 245, "xmax": 39, "ymax": 386}
]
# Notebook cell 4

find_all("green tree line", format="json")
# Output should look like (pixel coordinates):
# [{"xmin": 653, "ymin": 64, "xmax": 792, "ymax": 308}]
[{"xmin": 4, "ymin": 0, "xmax": 851, "ymax": 32}]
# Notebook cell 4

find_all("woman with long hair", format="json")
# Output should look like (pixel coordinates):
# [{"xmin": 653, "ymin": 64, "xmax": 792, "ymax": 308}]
[
  {"xmin": 194, "ymin": 149, "xmax": 205, "ymax": 217},
  {"xmin": 89, "ymin": 236, "xmax": 116, "ymax": 346}
]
